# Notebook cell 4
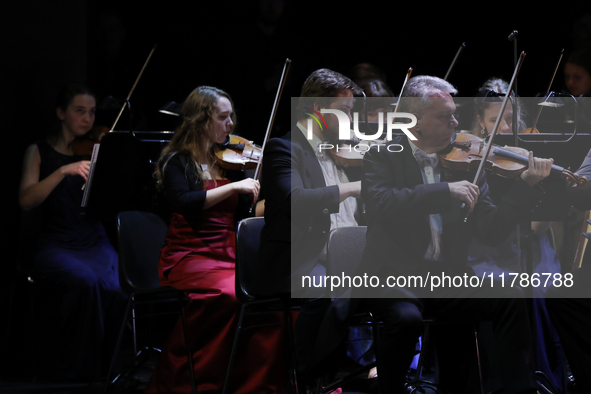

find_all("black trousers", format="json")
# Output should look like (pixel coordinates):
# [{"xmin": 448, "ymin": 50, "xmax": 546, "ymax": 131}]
[{"xmin": 365, "ymin": 283, "xmax": 538, "ymax": 394}]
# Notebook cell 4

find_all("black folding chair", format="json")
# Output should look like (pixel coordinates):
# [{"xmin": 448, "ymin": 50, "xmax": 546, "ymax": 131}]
[
  {"xmin": 103, "ymin": 211, "xmax": 196, "ymax": 394},
  {"xmin": 222, "ymin": 216, "xmax": 300, "ymax": 394}
]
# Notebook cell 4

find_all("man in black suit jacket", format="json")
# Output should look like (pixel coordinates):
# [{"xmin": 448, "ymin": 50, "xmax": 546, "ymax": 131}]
[
  {"xmin": 359, "ymin": 75, "xmax": 554, "ymax": 394},
  {"xmin": 258, "ymin": 68, "xmax": 364, "ymax": 385}
]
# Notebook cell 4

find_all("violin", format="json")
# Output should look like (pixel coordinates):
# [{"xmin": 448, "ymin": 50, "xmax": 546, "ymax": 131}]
[
  {"xmin": 72, "ymin": 124, "xmax": 110, "ymax": 158},
  {"xmin": 214, "ymin": 134, "xmax": 262, "ymax": 170},
  {"xmin": 438, "ymin": 132, "xmax": 588, "ymax": 187}
]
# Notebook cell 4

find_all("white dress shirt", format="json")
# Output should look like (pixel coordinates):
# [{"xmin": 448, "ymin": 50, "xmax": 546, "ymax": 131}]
[
  {"xmin": 297, "ymin": 122, "xmax": 358, "ymax": 231},
  {"xmin": 408, "ymin": 138, "xmax": 443, "ymax": 261}
]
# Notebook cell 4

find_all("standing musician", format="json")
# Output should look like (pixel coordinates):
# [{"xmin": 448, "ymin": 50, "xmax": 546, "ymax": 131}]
[
  {"xmin": 18, "ymin": 84, "xmax": 126, "ymax": 381},
  {"xmin": 145, "ymin": 86, "xmax": 285, "ymax": 394},
  {"xmin": 359, "ymin": 75, "xmax": 554, "ymax": 394},
  {"xmin": 258, "ymin": 68, "xmax": 364, "ymax": 388}
]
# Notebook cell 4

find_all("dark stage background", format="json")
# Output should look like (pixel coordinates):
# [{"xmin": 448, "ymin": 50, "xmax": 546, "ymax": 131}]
[{"xmin": 2, "ymin": 0, "xmax": 591, "ymax": 380}]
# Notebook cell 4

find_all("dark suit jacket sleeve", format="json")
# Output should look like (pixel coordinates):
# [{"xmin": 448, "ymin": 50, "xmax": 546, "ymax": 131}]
[
  {"xmin": 362, "ymin": 141, "xmax": 543, "ymax": 249},
  {"xmin": 258, "ymin": 133, "xmax": 342, "ymax": 295},
  {"xmin": 263, "ymin": 136, "xmax": 340, "ymax": 221},
  {"xmin": 362, "ymin": 144, "xmax": 452, "ymax": 222},
  {"xmin": 471, "ymin": 174, "xmax": 543, "ymax": 246}
]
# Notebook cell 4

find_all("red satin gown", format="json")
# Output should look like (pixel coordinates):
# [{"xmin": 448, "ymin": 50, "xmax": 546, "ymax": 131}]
[{"xmin": 145, "ymin": 180, "xmax": 286, "ymax": 393}]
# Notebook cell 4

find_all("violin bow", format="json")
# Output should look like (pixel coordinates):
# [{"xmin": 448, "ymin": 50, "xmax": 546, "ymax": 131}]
[
  {"xmin": 248, "ymin": 58, "xmax": 291, "ymax": 214},
  {"xmin": 395, "ymin": 67, "xmax": 413, "ymax": 111},
  {"xmin": 253, "ymin": 58, "xmax": 291, "ymax": 182},
  {"xmin": 110, "ymin": 43, "xmax": 158, "ymax": 132},
  {"xmin": 444, "ymin": 42, "xmax": 465, "ymax": 81},
  {"xmin": 81, "ymin": 44, "xmax": 157, "ymax": 203},
  {"xmin": 462, "ymin": 52, "xmax": 526, "ymax": 222},
  {"xmin": 524, "ymin": 49, "xmax": 564, "ymax": 134},
  {"xmin": 384, "ymin": 67, "xmax": 413, "ymax": 142}
]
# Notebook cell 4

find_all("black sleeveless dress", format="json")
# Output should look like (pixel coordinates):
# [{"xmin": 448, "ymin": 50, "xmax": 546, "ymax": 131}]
[{"xmin": 32, "ymin": 140, "xmax": 126, "ymax": 381}]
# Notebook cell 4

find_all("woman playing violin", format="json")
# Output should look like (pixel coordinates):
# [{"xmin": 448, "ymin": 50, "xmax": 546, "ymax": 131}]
[
  {"xmin": 470, "ymin": 78, "xmax": 527, "ymax": 136},
  {"xmin": 465, "ymin": 77, "xmax": 567, "ymax": 394},
  {"xmin": 146, "ymin": 86, "xmax": 285, "ymax": 394},
  {"xmin": 18, "ymin": 84, "xmax": 126, "ymax": 381}
]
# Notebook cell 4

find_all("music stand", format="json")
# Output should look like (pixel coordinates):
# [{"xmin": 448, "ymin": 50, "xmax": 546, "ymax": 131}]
[{"xmin": 81, "ymin": 131, "xmax": 149, "ymax": 221}]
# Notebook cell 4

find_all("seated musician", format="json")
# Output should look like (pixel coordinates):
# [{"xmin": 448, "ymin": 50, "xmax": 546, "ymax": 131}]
[
  {"xmin": 258, "ymin": 68, "xmax": 365, "ymax": 388},
  {"xmin": 358, "ymin": 75, "xmax": 553, "ymax": 394},
  {"xmin": 467, "ymin": 77, "xmax": 567, "ymax": 393},
  {"xmin": 145, "ymin": 86, "xmax": 285, "ymax": 394},
  {"xmin": 18, "ymin": 84, "xmax": 126, "ymax": 381}
]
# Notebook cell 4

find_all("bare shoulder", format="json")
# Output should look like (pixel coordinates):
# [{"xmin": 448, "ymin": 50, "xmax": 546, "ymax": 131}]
[
  {"xmin": 24, "ymin": 143, "xmax": 40, "ymax": 159},
  {"xmin": 22, "ymin": 143, "xmax": 41, "ymax": 166}
]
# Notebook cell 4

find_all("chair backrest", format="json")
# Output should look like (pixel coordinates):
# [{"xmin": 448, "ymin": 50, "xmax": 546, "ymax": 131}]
[
  {"xmin": 326, "ymin": 226, "xmax": 367, "ymax": 298},
  {"xmin": 117, "ymin": 211, "xmax": 169, "ymax": 294},
  {"xmin": 235, "ymin": 216, "xmax": 267, "ymax": 301},
  {"xmin": 17, "ymin": 207, "xmax": 42, "ymax": 278}
]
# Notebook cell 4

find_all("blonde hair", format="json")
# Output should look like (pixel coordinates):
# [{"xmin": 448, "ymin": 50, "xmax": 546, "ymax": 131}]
[{"xmin": 155, "ymin": 86, "xmax": 235, "ymax": 189}]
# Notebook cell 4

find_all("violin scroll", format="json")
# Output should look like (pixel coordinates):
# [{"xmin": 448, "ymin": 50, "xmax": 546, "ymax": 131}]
[{"xmin": 562, "ymin": 169, "xmax": 588, "ymax": 188}]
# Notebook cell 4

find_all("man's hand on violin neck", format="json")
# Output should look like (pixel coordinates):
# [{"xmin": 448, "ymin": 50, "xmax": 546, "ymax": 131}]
[
  {"xmin": 520, "ymin": 152, "xmax": 553, "ymax": 187},
  {"xmin": 449, "ymin": 180, "xmax": 479, "ymax": 212}
]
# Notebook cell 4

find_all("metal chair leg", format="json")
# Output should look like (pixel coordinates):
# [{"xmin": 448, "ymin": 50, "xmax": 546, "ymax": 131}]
[
  {"xmin": 178, "ymin": 296, "xmax": 197, "ymax": 394},
  {"xmin": 285, "ymin": 308, "xmax": 299, "ymax": 394},
  {"xmin": 222, "ymin": 303, "xmax": 247, "ymax": 394},
  {"xmin": 474, "ymin": 326, "xmax": 484, "ymax": 394},
  {"xmin": 103, "ymin": 296, "xmax": 133, "ymax": 394},
  {"xmin": 415, "ymin": 323, "xmax": 430, "ymax": 382}
]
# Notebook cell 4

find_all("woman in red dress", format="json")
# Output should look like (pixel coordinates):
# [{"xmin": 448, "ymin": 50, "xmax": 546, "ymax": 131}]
[{"xmin": 145, "ymin": 86, "xmax": 285, "ymax": 393}]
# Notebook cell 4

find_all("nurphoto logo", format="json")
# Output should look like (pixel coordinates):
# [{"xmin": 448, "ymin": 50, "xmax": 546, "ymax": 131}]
[{"xmin": 304, "ymin": 109, "xmax": 417, "ymax": 153}]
